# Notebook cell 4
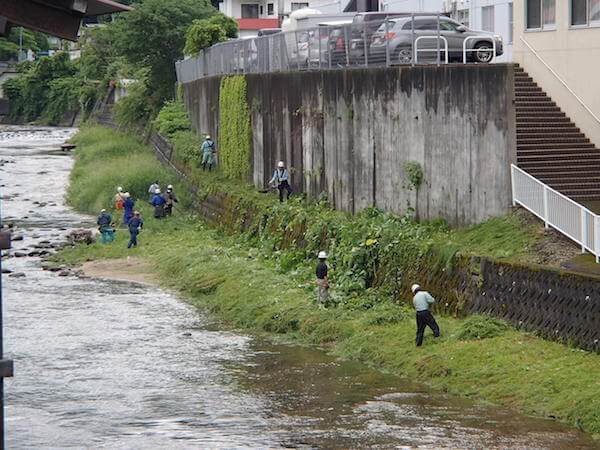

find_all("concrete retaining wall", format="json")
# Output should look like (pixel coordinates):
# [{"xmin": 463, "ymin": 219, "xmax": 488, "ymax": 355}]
[{"xmin": 182, "ymin": 64, "xmax": 516, "ymax": 226}]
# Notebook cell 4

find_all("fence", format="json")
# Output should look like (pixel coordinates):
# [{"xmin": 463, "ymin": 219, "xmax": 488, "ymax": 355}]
[
  {"xmin": 511, "ymin": 164, "xmax": 600, "ymax": 262},
  {"xmin": 176, "ymin": 14, "xmax": 500, "ymax": 83}
]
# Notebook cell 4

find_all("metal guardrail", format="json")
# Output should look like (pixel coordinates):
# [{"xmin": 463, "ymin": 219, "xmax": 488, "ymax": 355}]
[
  {"xmin": 176, "ymin": 15, "xmax": 499, "ymax": 83},
  {"xmin": 511, "ymin": 164, "xmax": 600, "ymax": 262}
]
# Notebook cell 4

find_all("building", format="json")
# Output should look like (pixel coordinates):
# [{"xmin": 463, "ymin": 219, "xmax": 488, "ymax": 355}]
[
  {"xmin": 513, "ymin": 0, "xmax": 600, "ymax": 147},
  {"xmin": 220, "ymin": 0, "xmax": 311, "ymax": 37}
]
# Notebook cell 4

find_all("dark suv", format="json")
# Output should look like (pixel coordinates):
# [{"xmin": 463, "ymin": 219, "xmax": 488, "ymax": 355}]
[{"xmin": 369, "ymin": 16, "xmax": 503, "ymax": 64}]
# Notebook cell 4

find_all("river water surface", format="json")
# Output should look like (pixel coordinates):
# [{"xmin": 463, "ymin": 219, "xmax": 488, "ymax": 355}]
[{"xmin": 1, "ymin": 126, "xmax": 598, "ymax": 449}]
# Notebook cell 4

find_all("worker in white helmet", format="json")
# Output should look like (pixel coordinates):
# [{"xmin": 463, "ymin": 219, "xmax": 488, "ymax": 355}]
[
  {"xmin": 201, "ymin": 135, "xmax": 216, "ymax": 171},
  {"xmin": 315, "ymin": 251, "xmax": 330, "ymax": 306},
  {"xmin": 269, "ymin": 160, "xmax": 292, "ymax": 202},
  {"xmin": 411, "ymin": 283, "xmax": 440, "ymax": 346}
]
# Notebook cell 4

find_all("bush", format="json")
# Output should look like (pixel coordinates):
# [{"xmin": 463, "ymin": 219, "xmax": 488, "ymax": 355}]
[
  {"xmin": 456, "ymin": 315, "xmax": 510, "ymax": 341},
  {"xmin": 184, "ymin": 14, "xmax": 238, "ymax": 56},
  {"xmin": 153, "ymin": 101, "xmax": 192, "ymax": 138}
]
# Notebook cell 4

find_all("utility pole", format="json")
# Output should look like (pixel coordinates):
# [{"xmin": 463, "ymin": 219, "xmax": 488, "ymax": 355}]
[
  {"xmin": 18, "ymin": 27, "xmax": 23, "ymax": 62},
  {"xmin": 0, "ymin": 206, "xmax": 15, "ymax": 449}
]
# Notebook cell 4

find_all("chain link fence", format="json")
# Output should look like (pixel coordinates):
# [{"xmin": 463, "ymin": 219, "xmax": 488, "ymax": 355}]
[{"xmin": 176, "ymin": 14, "xmax": 500, "ymax": 83}]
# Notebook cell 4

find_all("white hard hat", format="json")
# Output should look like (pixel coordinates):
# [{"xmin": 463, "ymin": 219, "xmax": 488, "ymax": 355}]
[
  {"xmin": 123, "ymin": 192, "xmax": 130, "ymax": 198},
  {"xmin": 278, "ymin": 161, "xmax": 285, "ymax": 168},
  {"xmin": 206, "ymin": 135, "xmax": 211, "ymax": 140},
  {"xmin": 101, "ymin": 208, "xmax": 106, "ymax": 213},
  {"xmin": 155, "ymin": 188, "xmax": 161, "ymax": 194},
  {"xmin": 411, "ymin": 284, "xmax": 421, "ymax": 294},
  {"xmin": 167, "ymin": 184, "xmax": 173, "ymax": 189},
  {"xmin": 318, "ymin": 251, "xmax": 327, "ymax": 259},
  {"xmin": 117, "ymin": 186, "xmax": 123, "ymax": 192}
]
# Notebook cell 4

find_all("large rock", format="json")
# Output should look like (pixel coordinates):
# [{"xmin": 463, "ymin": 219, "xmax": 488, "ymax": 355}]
[{"xmin": 66, "ymin": 229, "xmax": 96, "ymax": 245}]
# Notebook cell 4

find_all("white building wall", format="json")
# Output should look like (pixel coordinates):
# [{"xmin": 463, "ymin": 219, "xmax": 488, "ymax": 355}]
[{"xmin": 468, "ymin": 0, "xmax": 512, "ymax": 61}]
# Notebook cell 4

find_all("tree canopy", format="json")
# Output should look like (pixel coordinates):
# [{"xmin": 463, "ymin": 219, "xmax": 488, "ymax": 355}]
[{"xmin": 184, "ymin": 14, "xmax": 238, "ymax": 56}]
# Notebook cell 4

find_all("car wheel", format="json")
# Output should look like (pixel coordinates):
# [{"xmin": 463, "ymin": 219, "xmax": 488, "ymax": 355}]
[
  {"xmin": 396, "ymin": 46, "xmax": 413, "ymax": 64},
  {"xmin": 473, "ymin": 42, "xmax": 494, "ymax": 63}
]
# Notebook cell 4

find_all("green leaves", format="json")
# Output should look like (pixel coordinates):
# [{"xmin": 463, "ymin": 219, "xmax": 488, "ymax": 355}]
[
  {"xmin": 219, "ymin": 76, "xmax": 252, "ymax": 180},
  {"xmin": 184, "ymin": 14, "xmax": 238, "ymax": 56}
]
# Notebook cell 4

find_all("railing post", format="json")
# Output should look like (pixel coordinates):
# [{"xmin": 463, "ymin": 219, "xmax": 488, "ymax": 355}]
[
  {"xmin": 385, "ymin": 19, "xmax": 390, "ymax": 67},
  {"xmin": 581, "ymin": 208, "xmax": 587, "ymax": 253},
  {"xmin": 344, "ymin": 25, "xmax": 350, "ymax": 67},
  {"xmin": 510, "ymin": 164, "xmax": 516, "ymax": 207},
  {"xmin": 543, "ymin": 185, "xmax": 549, "ymax": 229},
  {"xmin": 363, "ymin": 20, "xmax": 368, "ymax": 67},
  {"xmin": 596, "ymin": 215, "xmax": 600, "ymax": 263},
  {"xmin": 436, "ymin": 13, "xmax": 440, "ymax": 66}
]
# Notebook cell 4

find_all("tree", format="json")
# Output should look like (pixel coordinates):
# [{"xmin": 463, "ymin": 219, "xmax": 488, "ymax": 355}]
[
  {"xmin": 110, "ymin": 0, "xmax": 215, "ymax": 107},
  {"xmin": 184, "ymin": 14, "xmax": 238, "ymax": 56}
]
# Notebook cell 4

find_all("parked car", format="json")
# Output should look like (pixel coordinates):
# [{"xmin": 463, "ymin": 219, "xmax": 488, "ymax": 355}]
[
  {"xmin": 369, "ymin": 16, "xmax": 503, "ymax": 64},
  {"xmin": 348, "ymin": 12, "xmax": 416, "ymax": 64}
]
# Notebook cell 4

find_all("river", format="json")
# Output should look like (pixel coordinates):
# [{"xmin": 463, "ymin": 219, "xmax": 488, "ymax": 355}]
[{"xmin": 1, "ymin": 126, "xmax": 597, "ymax": 449}]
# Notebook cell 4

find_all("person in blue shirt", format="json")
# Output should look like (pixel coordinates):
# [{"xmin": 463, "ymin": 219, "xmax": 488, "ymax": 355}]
[
  {"xmin": 151, "ymin": 188, "xmax": 166, "ymax": 219},
  {"xmin": 412, "ymin": 283, "xmax": 440, "ymax": 346},
  {"xmin": 96, "ymin": 209, "xmax": 114, "ymax": 244},
  {"xmin": 201, "ymin": 135, "xmax": 216, "ymax": 171},
  {"xmin": 122, "ymin": 192, "xmax": 135, "ymax": 225},
  {"xmin": 127, "ymin": 211, "xmax": 143, "ymax": 248},
  {"xmin": 269, "ymin": 160, "xmax": 292, "ymax": 202}
]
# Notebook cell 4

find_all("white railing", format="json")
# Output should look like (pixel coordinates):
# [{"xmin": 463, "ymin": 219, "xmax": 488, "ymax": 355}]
[
  {"xmin": 414, "ymin": 36, "xmax": 448, "ymax": 64},
  {"xmin": 511, "ymin": 164, "xmax": 600, "ymax": 262}
]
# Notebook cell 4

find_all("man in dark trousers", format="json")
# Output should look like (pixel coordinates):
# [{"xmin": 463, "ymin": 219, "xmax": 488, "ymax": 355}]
[
  {"xmin": 269, "ymin": 160, "xmax": 292, "ymax": 202},
  {"xmin": 315, "ymin": 251, "xmax": 330, "ymax": 307},
  {"xmin": 412, "ymin": 283, "xmax": 440, "ymax": 346},
  {"xmin": 163, "ymin": 184, "xmax": 178, "ymax": 216},
  {"xmin": 127, "ymin": 211, "xmax": 143, "ymax": 249}
]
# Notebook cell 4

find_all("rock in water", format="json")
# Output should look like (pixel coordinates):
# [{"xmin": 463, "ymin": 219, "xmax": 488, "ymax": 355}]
[
  {"xmin": 67, "ymin": 229, "xmax": 96, "ymax": 245},
  {"xmin": 9, "ymin": 272, "xmax": 26, "ymax": 278}
]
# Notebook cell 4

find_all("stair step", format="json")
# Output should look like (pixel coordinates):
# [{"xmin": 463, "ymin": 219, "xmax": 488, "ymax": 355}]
[
  {"xmin": 514, "ymin": 76, "xmax": 534, "ymax": 82},
  {"xmin": 517, "ymin": 143, "xmax": 595, "ymax": 150},
  {"xmin": 518, "ymin": 158, "xmax": 600, "ymax": 169},
  {"xmin": 515, "ymin": 98, "xmax": 556, "ymax": 104},
  {"xmin": 517, "ymin": 106, "xmax": 567, "ymax": 117},
  {"xmin": 517, "ymin": 137, "xmax": 597, "ymax": 150},
  {"xmin": 517, "ymin": 149, "xmax": 598, "ymax": 158},
  {"xmin": 516, "ymin": 107, "xmax": 561, "ymax": 113},
  {"xmin": 517, "ymin": 131, "xmax": 585, "ymax": 139},
  {"xmin": 517, "ymin": 117, "xmax": 572, "ymax": 123},
  {"xmin": 517, "ymin": 153, "xmax": 600, "ymax": 163},
  {"xmin": 525, "ymin": 165, "xmax": 600, "ymax": 175},
  {"xmin": 517, "ymin": 124, "xmax": 579, "ymax": 131}
]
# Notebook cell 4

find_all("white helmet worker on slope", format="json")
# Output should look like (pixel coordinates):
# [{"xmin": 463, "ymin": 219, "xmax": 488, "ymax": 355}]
[
  {"xmin": 412, "ymin": 283, "xmax": 440, "ymax": 347},
  {"xmin": 270, "ymin": 160, "xmax": 292, "ymax": 202},
  {"xmin": 318, "ymin": 251, "xmax": 327, "ymax": 259}
]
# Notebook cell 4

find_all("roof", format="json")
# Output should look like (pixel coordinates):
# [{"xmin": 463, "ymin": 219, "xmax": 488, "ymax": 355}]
[
  {"xmin": 0, "ymin": 0, "xmax": 132, "ymax": 41},
  {"xmin": 86, "ymin": 0, "xmax": 133, "ymax": 16},
  {"xmin": 237, "ymin": 18, "xmax": 280, "ymax": 31}
]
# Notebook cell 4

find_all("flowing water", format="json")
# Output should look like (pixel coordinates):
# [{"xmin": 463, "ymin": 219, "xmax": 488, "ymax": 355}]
[{"xmin": 1, "ymin": 126, "xmax": 598, "ymax": 449}]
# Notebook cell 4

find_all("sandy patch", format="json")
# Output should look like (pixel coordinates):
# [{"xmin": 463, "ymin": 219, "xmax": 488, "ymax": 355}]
[{"xmin": 81, "ymin": 257, "xmax": 158, "ymax": 287}]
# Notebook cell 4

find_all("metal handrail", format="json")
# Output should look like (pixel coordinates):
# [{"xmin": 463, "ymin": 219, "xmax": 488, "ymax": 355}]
[
  {"xmin": 414, "ymin": 36, "xmax": 449, "ymax": 64},
  {"xmin": 519, "ymin": 36, "xmax": 600, "ymax": 125},
  {"xmin": 462, "ymin": 35, "xmax": 496, "ymax": 63}
]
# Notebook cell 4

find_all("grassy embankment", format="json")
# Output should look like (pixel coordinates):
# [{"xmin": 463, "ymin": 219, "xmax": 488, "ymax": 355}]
[{"xmin": 54, "ymin": 126, "xmax": 600, "ymax": 438}]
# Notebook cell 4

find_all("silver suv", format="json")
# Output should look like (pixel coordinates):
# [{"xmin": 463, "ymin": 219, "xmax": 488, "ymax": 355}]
[{"xmin": 369, "ymin": 16, "xmax": 503, "ymax": 64}]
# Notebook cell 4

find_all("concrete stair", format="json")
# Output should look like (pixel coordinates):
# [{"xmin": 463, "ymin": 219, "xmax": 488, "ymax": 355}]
[{"xmin": 515, "ymin": 65, "xmax": 600, "ymax": 202}]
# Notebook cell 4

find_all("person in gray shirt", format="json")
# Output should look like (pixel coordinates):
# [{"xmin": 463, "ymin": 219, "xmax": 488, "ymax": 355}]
[{"xmin": 411, "ymin": 283, "xmax": 440, "ymax": 346}]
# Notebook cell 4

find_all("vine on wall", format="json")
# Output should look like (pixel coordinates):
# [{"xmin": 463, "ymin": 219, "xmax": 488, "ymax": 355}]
[{"xmin": 219, "ymin": 75, "xmax": 252, "ymax": 180}]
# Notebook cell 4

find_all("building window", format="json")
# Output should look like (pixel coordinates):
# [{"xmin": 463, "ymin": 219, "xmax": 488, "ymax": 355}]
[
  {"xmin": 267, "ymin": 2, "xmax": 274, "ymax": 15},
  {"xmin": 452, "ymin": 8, "xmax": 469, "ymax": 28},
  {"xmin": 482, "ymin": 6, "xmax": 495, "ymax": 31},
  {"xmin": 526, "ymin": 0, "xmax": 555, "ymax": 29},
  {"xmin": 241, "ymin": 3, "xmax": 259, "ymax": 18},
  {"xmin": 508, "ymin": 2, "xmax": 513, "ymax": 43},
  {"xmin": 260, "ymin": 4, "xmax": 264, "ymax": 15},
  {"xmin": 291, "ymin": 2, "xmax": 309, "ymax": 11},
  {"xmin": 571, "ymin": 0, "xmax": 600, "ymax": 26}
]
